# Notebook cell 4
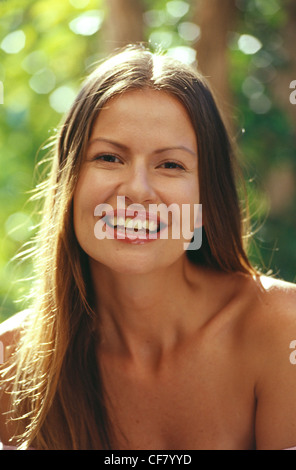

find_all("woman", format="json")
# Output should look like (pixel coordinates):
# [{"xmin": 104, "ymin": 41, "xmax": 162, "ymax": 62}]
[{"xmin": 1, "ymin": 45, "xmax": 296, "ymax": 450}]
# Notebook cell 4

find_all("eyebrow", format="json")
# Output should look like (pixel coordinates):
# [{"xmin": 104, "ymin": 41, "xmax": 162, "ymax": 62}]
[{"xmin": 88, "ymin": 137, "xmax": 197, "ymax": 158}]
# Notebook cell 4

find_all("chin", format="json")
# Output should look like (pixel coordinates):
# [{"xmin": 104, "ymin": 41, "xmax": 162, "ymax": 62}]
[{"xmin": 89, "ymin": 250, "xmax": 181, "ymax": 276}]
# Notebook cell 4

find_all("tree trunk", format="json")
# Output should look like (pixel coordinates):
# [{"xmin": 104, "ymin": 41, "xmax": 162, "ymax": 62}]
[
  {"xmin": 192, "ymin": 0, "xmax": 237, "ymax": 131},
  {"xmin": 270, "ymin": 0, "xmax": 296, "ymax": 125},
  {"xmin": 102, "ymin": 0, "xmax": 144, "ymax": 52}
]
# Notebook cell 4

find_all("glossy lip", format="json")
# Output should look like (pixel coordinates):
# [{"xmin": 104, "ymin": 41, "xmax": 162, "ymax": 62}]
[{"xmin": 101, "ymin": 209, "xmax": 168, "ymax": 243}]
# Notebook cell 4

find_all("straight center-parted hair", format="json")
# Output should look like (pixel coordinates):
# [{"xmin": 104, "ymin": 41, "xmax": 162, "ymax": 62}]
[{"xmin": 1, "ymin": 45, "xmax": 255, "ymax": 450}]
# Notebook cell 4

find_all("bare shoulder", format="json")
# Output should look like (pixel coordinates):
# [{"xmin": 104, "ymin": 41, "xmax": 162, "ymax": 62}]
[
  {"xmin": 256, "ymin": 274, "xmax": 296, "ymax": 308},
  {"xmin": 238, "ymin": 274, "xmax": 296, "ymax": 336},
  {"xmin": 240, "ymin": 274, "xmax": 296, "ymax": 365},
  {"xmin": 241, "ymin": 275, "xmax": 296, "ymax": 450},
  {"xmin": 0, "ymin": 310, "xmax": 30, "ymax": 447},
  {"xmin": 0, "ymin": 310, "xmax": 30, "ymax": 363}
]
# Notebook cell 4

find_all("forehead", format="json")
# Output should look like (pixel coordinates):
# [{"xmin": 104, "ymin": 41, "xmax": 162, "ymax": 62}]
[{"xmin": 90, "ymin": 89, "xmax": 197, "ymax": 149}]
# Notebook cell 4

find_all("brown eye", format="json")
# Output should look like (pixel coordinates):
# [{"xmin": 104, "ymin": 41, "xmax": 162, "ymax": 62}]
[
  {"xmin": 95, "ymin": 154, "xmax": 121, "ymax": 163},
  {"xmin": 160, "ymin": 161, "xmax": 185, "ymax": 170}
]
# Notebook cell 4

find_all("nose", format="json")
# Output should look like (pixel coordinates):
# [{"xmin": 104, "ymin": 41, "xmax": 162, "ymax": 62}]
[{"xmin": 118, "ymin": 162, "xmax": 157, "ymax": 205}]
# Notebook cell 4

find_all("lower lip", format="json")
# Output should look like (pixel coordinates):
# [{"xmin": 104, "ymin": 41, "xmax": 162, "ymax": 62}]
[{"xmin": 105, "ymin": 222, "xmax": 164, "ymax": 245}]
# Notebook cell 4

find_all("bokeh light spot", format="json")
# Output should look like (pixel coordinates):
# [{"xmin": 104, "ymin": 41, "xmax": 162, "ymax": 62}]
[
  {"xmin": 29, "ymin": 68, "xmax": 56, "ymax": 94},
  {"xmin": 69, "ymin": 10, "xmax": 104, "ymax": 36},
  {"xmin": 166, "ymin": 1, "xmax": 190, "ymax": 19},
  {"xmin": 238, "ymin": 34, "xmax": 262, "ymax": 55},
  {"xmin": 167, "ymin": 46, "xmax": 196, "ymax": 65},
  {"xmin": 1, "ymin": 30, "xmax": 26, "ymax": 54},
  {"xmin": 178, "ymin": 22, "xmax": 201, "ymax": 42},
  {"xmin": 49, "ymin": 86, "xmax": 77, "ymax": 113}
]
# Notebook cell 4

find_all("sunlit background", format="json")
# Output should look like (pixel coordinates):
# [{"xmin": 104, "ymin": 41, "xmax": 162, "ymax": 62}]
[{"xmin": 0, "ymin": 0, "xmax": 296, "ymax": 321}]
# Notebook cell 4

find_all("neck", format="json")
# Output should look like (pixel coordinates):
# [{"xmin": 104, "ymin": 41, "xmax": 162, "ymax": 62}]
[{"xmin": 90, "ymin": 256, "xmax": 203, "ymax": 364}]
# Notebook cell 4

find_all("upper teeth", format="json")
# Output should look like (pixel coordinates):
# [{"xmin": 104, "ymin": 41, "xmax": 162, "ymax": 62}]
[{"xmin": 108, "ymin": 216, "xmax": 158, "ymax": 232}]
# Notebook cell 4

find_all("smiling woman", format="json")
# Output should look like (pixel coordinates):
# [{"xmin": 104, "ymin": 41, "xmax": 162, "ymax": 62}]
[
  {"xmin": 74, "ymin": 89, "xmax": 200, "ymax": 272},
  {"xmin": 1, "ymin": 45, "xmax": 296, "ymax": 451}
]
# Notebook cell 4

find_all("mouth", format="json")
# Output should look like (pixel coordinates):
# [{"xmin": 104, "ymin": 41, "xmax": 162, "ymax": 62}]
[
  {"xmin": 102, "ymin": 209, "xmax": 167, "ymax": 241},
  {"xmin": 107, "ymin": 215, "xmax": 160, "ymax": 234}
]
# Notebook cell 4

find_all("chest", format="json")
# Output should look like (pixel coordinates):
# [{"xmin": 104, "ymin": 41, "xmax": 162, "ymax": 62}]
[{"xmin": 99, "ymin": 338, "xmax": 256, "ymax": 450}]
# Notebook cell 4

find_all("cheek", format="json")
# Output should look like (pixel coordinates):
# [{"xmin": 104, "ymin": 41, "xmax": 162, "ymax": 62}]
[
  {"xmin": 163, "ymin": 175, "xmax": 199, "ymax": 202},
  {"xmin": 171, "ymin": 180, "xmax": 199, "ymax": 207},
  {"xmin": 74, "ymin": 168, "xmax": 111, "ymax": 219},
  {"xmin": 162, "ymin": 180, "xmax": 199, "ymax": 239},
  {"xmin": 180, "ymin": 181, "xmax": 200, "ymax": 231}
]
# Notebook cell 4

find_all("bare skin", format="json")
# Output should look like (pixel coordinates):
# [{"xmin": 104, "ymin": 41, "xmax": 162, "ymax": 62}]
[
  {"xmin": 1, "ymin": 271, "xmax": 296, "ymax": 450},
  {"xmin": 1, "ymin": 90, "xmax": 296, "ymax": 450},
  {"xmin": 93, "ymin": 263, "xmax": 296, "ymax": 450}
]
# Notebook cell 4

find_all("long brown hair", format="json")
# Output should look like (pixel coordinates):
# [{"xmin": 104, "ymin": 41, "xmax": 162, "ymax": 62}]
[{"xmin": 1, "ymin": 45, "xmax": 255, "ymax": 450}]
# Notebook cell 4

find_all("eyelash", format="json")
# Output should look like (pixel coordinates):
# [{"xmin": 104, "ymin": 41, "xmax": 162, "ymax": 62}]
[
  {"xmin": 94, "ymin": 153, "xmax": 121, "ymax": 163},
  {"xmin": 160, "ymin": 161, "xmax": 185, "ymax": 170},
  {"xmin": 93, "ymin": 154, "xmax": 185, "ymax": 170}
]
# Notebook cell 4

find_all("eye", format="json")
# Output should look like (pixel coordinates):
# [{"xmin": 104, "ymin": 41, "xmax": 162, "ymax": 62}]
[
  {"xmin": 94, "ymin": 153, "xmax": 121, "ymax": 163},
  {"xmin": 159, "ymin": 161, "xmax": 185, "ymax": 170}
]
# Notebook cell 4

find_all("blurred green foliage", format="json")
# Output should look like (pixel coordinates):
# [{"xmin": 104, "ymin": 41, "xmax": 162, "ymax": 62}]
[
  {"xmin": 0, "ymin": 0, "xmax": 295, "ymax": 322},
  {"xmin": 229, "ymin": 0, "xmax": 296, "ymax": 282}
]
